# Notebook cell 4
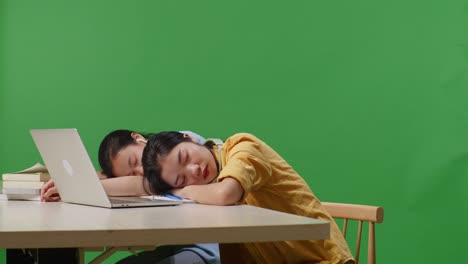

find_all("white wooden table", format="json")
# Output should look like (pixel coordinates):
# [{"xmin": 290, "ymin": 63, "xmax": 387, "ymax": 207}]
[{"xmin": 0, "ymin": 201, "xmax": 330, "ymax": 263}]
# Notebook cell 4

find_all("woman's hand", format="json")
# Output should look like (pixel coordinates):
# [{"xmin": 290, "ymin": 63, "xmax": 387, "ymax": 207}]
[{"xmin": 40, "ymin": 179, "xmax": 61, "ymax": 202}]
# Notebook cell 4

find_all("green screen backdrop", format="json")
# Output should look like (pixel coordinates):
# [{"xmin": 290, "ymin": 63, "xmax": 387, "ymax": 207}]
[{"xmin": 1, "ymin": 1, "xmax": 467, "ymax": 263}]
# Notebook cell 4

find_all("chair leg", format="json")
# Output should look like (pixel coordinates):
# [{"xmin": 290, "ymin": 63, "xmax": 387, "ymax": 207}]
[
  {"xmin": 355, "ymin": 220, "xmax": 362, "ymax": 264},
  {"xmin": 368, "ymin": 222, "xmax": 375, "ymax": 264}
]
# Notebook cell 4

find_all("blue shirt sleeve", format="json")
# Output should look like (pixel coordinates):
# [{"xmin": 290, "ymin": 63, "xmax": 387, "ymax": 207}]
[{"xmin": 179, "ymin": 131, "xmax": 206, "ymax": 144}]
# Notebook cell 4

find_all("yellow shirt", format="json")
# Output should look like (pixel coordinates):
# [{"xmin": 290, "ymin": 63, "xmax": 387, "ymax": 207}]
[{"xmin": 215, "ymin": 133, "xmax": 354, "ymax": 264}]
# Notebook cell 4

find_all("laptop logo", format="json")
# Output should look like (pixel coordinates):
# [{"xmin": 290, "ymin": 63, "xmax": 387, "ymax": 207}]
[{"xmin": 62, "ymin": 160, "xmax": 74, "ymax": 176}]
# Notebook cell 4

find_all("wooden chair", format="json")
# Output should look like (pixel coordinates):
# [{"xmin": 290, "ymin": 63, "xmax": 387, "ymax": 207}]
[{"xmin": 321, "ymin": 202, "xmax": 384, "ymax": 264}]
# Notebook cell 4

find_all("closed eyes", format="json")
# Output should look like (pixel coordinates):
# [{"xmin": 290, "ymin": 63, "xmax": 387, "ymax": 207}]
[
  {"xmin": 179, "ymin": 149, "xmax": 189, "ymax": 164},
  {"xmin": 130, "ymin": 156, "xmax": 139, "ymax": 175},
  {"xmin": 175, "ymin": 150, "xmax": 190, "ymax": 187}
]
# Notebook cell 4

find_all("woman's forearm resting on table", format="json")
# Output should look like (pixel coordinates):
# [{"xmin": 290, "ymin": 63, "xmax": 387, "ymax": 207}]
[
  {"xmin": 100, "ymin": 176, "xmax": 149, "ymax": 196},
  {"xmin": 172, "ymin": 177, "xmax": 243, "ymax": 205}
]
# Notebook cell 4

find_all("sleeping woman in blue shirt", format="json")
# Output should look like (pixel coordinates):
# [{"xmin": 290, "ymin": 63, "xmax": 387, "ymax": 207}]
[{"xmin": 40, "ymin": 129, "xmax": 220, "ymax": 264}]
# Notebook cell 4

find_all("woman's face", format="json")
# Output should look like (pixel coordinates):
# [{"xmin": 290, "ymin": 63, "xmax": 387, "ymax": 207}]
[
  {"xmin": 159, "ymin": 142, "xmax": 218, "ymax": 188},
  {"xmin": 111, "ymin": 143, "xmax": 146, "ymax": 176}
]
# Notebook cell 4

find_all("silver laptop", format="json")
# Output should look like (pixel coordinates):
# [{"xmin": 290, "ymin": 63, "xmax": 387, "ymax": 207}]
[{"xmin": 30, "ymin": 128, "xmax": 182, "ymax": 208}]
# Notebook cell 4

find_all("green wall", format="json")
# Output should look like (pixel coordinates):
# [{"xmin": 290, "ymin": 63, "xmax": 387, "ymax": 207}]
[{"xmin": 1, "ymin": 1, "xmax": 467, "ymax": 263}]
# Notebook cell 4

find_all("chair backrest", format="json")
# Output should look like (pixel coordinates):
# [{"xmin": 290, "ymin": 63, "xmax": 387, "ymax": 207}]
[{"xmin": 321, "ymin": 202, "xmax": 384, "ymax": 264}]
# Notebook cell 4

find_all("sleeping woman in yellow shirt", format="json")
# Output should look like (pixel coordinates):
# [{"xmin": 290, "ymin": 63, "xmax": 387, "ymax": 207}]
[{"xmin": 142, "ymin": 131, "xmax": 354, "ymax": 264}]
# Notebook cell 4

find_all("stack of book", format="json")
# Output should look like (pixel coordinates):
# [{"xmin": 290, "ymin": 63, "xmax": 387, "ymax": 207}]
[{"xmin": 1, "ymin": 163, "xmax": 49, "ymax": 201}]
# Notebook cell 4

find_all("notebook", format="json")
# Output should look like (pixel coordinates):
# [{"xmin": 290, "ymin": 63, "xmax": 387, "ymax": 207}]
[{"xmin": 30, "ymin": 128, "xmax": 182, "ymax": 208}]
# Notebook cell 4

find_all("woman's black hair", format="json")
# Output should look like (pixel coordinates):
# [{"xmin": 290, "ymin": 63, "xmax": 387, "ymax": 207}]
[
  {"xmin": 142, "ymin": 131, "xmax": 193, "ymax": 194},
  {"xmin": 98, "ymin": 129, "xmax": 151, "ymax": 178}
]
